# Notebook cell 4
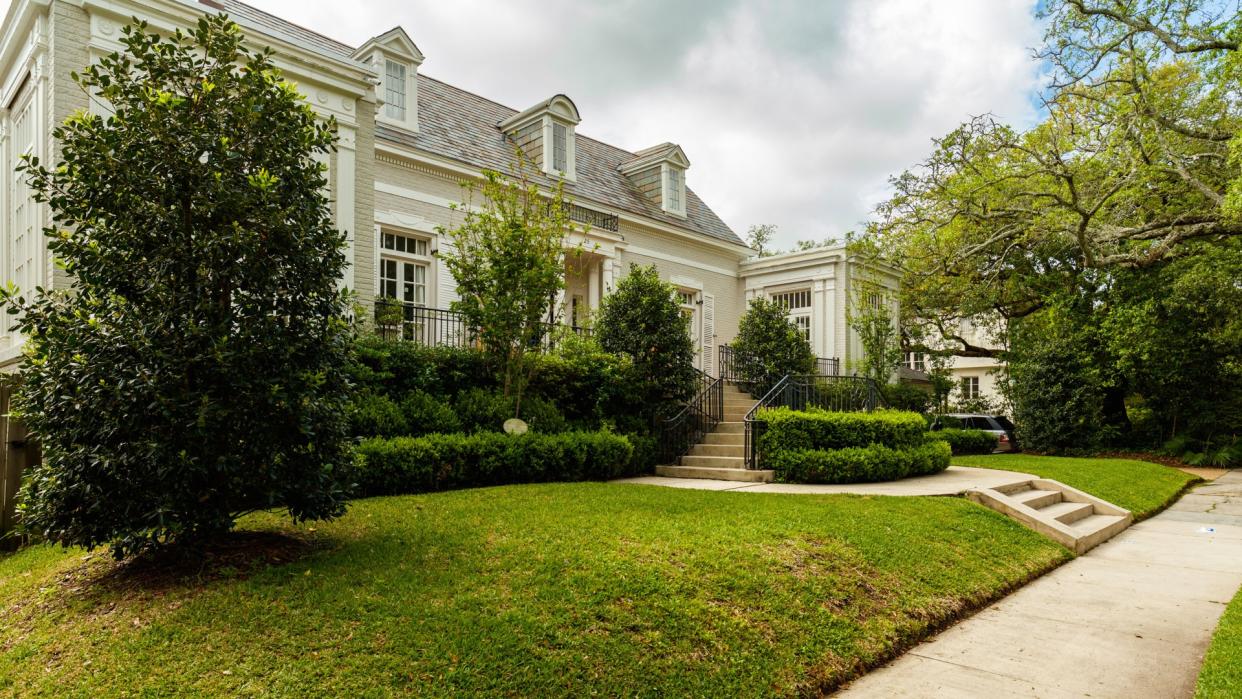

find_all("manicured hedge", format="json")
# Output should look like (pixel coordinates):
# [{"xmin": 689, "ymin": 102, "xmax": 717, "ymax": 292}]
[
  {"xmin": 929, "ymin": 428, "xmax": 997, "ymax": 455},
  {"xmin": 757, "ymin": 407, "xmax": 927, "ymax": 454},
  {"xmin": 353, "ymin": 431, "xmax": 637, "ymax": 496},
  {"xmin": 768, "ymin": 441, "xmax": 952, "ymax": 484}
]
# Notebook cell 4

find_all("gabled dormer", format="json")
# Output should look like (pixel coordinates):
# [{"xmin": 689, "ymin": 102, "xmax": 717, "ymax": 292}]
[
  {"xmin": 355, "ymin": 27, "xmax": 425, "ymax": 133},
  {"xmin": 497, "ymin": 95, "xmax": 581, "ymax": 181},
  {"xmin": 619, "ymin": 143, "xmax": 690, "ymax": 217}
]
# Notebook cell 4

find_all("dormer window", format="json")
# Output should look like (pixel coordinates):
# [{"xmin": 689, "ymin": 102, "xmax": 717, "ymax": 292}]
[
  {"xmin": 355, "ymin": 27, "xmax": 424, "ymax": 132},
  {"xmin": 385, "ymin": 60, "xmax": 407, "ymax": 121},
  {"xmin": 620, "ymin": 143, "xmax": 691, "ymax": 217},
  {"xmin": 498, "ymin": 95, "xmax": 581, "ymax": 181}
]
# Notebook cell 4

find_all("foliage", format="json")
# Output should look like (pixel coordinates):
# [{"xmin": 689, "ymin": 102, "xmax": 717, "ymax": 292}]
[
  {"xmin": 452, "ymin": 388, "xmax": 566, "ymax": 434},
  {"xmin": 956, "ymin": 454, "xmax": 1198, "ymax": 519},
  {"xmin": 1007, "ymin": 326, "xmax": 1108, "ymax": 454},
  {"xmin": 438, "ymin": 157, "xmax": 584, "ymax": 421},
  {"xmin": 6, "ymin": 17, "xmax": 352, "ymax": 557},
  {"xmin": 353, "ymin": 432, "xmax": 636, "ymax": 495},
  {"xmin": 928, "ymin": 429, "xmax": 997, "ymax": 455},
  {"xmin": 349, "ymin": 335, "xmax": 492, "ymax": 399},
  {"xmin": 881, "ymin": 383, "xmax": 933, "ymax": 414},
  {"xmin": 348, "ymin": 393, "xmax": 409, "ymax": 439},
  {"xmin": 398, "ymin": 391, "xmax": 462, "ymax": 436},
  {"xmin": 745, "ymin": 223, "xmax": 777, "ymax": 257},
  {"xmin": 768, "ymin": 440, "xmax": 951, "ymax": 484},
  {"xmin": 594, "ymin": 264, "xmax": 698, "ymax": 418},
  {"xmin": 848, "ymin": 279, "xmax": 903, "ymax": 383},
  {"xmin": 0, "ymin": 485, "xmax": 1068, "ymax": 697},
  {"xmin": 731, "ymin": 297, "xmax": 816, "ymax": 390},
  {"xmin": 757, "ymin": 407, "xmax": 927, "ymax": 453}
]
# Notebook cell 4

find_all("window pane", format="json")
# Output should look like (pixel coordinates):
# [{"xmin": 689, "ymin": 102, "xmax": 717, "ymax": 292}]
[
  {"xmin": 385, "ymin": 60, "xmax": 407, "ymax": 120},
  {"xmin": 552, "ymin": 122, "xmax": 567, "ymax": 172}
]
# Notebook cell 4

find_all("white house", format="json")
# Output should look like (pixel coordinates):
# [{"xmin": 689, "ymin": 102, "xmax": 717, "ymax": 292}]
[{"xmin": 0, "ymin": 0, "xmax": 898, "ymax": 376}]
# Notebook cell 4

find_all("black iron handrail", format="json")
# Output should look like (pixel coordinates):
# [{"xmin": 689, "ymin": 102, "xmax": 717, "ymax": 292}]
[
  {"xmin": 742, "ymin": 374, "xmax": 887, "ymax": 469},
  {"xmin": 656, "ymin": 368, "xmax": 724, "ymax": 465},
  {"xmin": 374, "ymin": 300, "xmax": 589, "ymax": 350},
  {"xmin": 718, "ymin": 344, "xmax": 841, "ymax": 385}
]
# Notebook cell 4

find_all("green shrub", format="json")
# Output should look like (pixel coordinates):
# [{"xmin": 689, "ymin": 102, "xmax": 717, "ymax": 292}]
[
  {"xmin": 399, "ymin": 391, "xmax": 461, "ymax": 435},
  {"xmin": 757, "ymin": 408, "xmax": 927, "ymax": 454},
  {"xmin": 349, "ymin": 336, "xmax": 493, "ymax": 399},
  {"xmin": 731, "ymin": 297, "xmax": 816, "ymax": 391},
  {"xmin": 881, "ymin": 382, "xmax": 933, "ymax": 413},
  {"xmin": 928, "ymin": 428, "xmax": 997, "ymax": 455},
  {"xmin": 453, "ymin": 388, "xmax": 566, "ymax": 434},
  {"xmin": 769, "ymin": 441, "xmax": 951, "ymax": 484},
  {"xmin": 353, "ymin": 431, "xmax": 637, "ymax": 496},
  {"xmin": 348, "ymin": 392, "xmax": 409, "ymax": 438}
]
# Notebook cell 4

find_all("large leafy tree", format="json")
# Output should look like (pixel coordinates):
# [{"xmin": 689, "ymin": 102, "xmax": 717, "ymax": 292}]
[{"xmin": 6, "ymin": 16, "xmax": 354, "ymax": 557}]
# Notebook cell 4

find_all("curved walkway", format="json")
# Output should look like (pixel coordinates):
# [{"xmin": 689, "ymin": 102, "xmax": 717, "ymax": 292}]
[
  {"xmin": 839, "ymin": 470, "xmax": 1242, "ymax": 698},
  {"xmin": 613, "ymin": 465, "xmax": 1035, "ymax": 496}
]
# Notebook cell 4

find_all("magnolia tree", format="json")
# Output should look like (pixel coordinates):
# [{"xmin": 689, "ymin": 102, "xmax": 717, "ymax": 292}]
[
  {"xmin": 731, "ymin": 298, "xmax": 815, "ymax": 391},
  {"xmin": 6, "ymin": 16, "xmax": 354, "ymax": 557},
  {"xmin": 440, "ymin": 161, "xmax": 583, "ymax": 419}
]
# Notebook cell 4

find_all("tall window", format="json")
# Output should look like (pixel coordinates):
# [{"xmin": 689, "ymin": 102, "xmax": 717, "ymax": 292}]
[
  {"xmin": 379, "ymin": 230, "xmax": 429, "ymax": 306},
  {"xmin": 960, "ymin": 376, "xmax": 980, "ymax": 400},
  {"xmin": 552, "ymin": 122, "xmax": 567, "ymax": 173},
  {"xmin": 385, "ymin": 60, "xmax": 407, "ymax": 121},
  {"xmin": 677, "ymin": 289, "xmax": 699, "ymax": 349},
  {"xmin": 667, "ymin": 168, "xmax": 682, "ymax": 212},
  {"xmin": 771, "ymin": 289, "xmax": 812, "ymax": 342},
  {"xmin": 9, "ymin": 96, "xmax": 38, "ymax": 303}
]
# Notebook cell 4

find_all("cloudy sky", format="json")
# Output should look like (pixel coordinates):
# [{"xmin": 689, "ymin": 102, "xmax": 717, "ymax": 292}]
[{"xmin": 61, "ymin": 0, "xmax": 1052, "ymax": 247}]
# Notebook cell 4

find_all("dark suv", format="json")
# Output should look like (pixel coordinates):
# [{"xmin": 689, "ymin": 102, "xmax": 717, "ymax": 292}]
[{"xmin": 932, "ymin": 413, "xmax": 1019, "ymax": 452}]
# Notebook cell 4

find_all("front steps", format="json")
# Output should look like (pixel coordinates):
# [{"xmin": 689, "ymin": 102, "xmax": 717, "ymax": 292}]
[
  {"xmin": 655, "ymin": 383, "xmax": 775, "ymax": 483},
  {"xmin": 968, "ymin": 479, "xmax": 1132, "ymax": 554}
]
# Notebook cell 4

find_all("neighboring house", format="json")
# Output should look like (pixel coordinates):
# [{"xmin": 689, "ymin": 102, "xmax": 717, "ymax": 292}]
[
  {"xmin": 0, "ymin": 0, "xmax": 897, "ymax": 376},
  {"xmin": 903, "ymin": 316, "xmax": 1008, "ymax": 409}
]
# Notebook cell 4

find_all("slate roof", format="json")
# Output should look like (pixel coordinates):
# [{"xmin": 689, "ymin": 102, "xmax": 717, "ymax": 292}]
[{"xmin": 200, "ymin": 0, "xmax": 744, "ymax": 247}]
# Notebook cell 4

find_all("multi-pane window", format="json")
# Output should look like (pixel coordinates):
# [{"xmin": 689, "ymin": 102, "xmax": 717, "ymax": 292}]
[
  {"xmin": 379, "ymin": 230, "xmax": 429, "ymax": 307},
  {"xmin": 794, "ymin": 316, "xmax": 811, "ymax": 342},
  {"xmin": 771, "ymin": 289, "xmax": 812, "ymax": 343},
  {"xmin": 9, "ymin": 97, "xmax": 37, "ymax": 302},
  {"xmin": 677, "ymin": 289, "xmax": 699, "ymax": 346},
  {"xmin": 867, "ymin": 292, "xmax": 883, "ymax": 309},
  {"xmin": 667, "ymin": 167, "xmax": 682, "ymax": 211},
  {"xmin": 960, "ymin": 376, "xmax": 980, "ymax": 400},
  {"xmin": 904, "ymin": 352, "xmax": 926, "ymax": 372},
  {"xmin": 385, "ymin": 60, "xmax": 407, "ymax": 121},
  {"xmin": 552, "ymin": 122, "xmax": 568, "ymax": 173}
]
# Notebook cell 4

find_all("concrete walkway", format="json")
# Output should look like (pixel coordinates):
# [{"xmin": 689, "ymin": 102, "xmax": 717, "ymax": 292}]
[
  {"xmin": 614, "ymin": 465, "xmax": 1036, "ymax": 496},
  {"xmin": 839, "ymin": 470, "xmax": 1242, "ymax": 698}
]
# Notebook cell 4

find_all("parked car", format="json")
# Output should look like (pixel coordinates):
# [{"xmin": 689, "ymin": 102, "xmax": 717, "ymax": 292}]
[{"xmin": 931, "ymin": 413, "xmax": 1020, "ymax": 453}]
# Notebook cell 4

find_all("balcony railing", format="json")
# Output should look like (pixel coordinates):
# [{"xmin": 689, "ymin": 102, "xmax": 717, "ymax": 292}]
[{"xmin": 374, "ymin": 300, "xmax": 589, "ymax": 350}]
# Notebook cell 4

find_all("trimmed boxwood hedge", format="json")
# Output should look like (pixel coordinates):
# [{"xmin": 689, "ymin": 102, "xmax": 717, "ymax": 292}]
[
  {"xmin": 756, "ymin": 407, "xmax": 950, "ymax": 484},
  {"xmin": 757, "ymin": 407, "xmax": 927, "ymax": 453},
  {"xmin": 353, "ymin": 431, "xmax": 637, "ymax": 496},
  {"xmin": 768, "ymin": 441, "xmax": 952, "ymax": 484},
  {"xmin": 929, "ymin": 428, "xmax": 997, "ymax": 455}
]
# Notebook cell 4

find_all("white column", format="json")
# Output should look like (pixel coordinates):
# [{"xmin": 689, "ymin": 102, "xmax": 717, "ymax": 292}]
[
  {"xmin": 812, "ymin": 279, "xmax": 827, "ymax": 356},
  {"xmin": 335, "ymin": 124, "xmax": 357, "ymax": 291},
  {"xmin": 587, "ymin": 257, "xmax": 601, "ymax": 311},
  {"xmin": 601, "ymin": 256, "xmax": 615, "ymax": 295}
]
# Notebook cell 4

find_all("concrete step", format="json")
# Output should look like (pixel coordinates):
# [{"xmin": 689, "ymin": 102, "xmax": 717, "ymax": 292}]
[
  {"xmin": 967, "ymin": 478, "xmax": 1132, "ymax": 555},
  {"xmin": 1012, "ymin": 488, "xmax": 1062, "ymax": 509},
  {"xmin": 688, "ymin": 443, "xmax": 746, "ymax": 458},
  {"xmin": 703, "ymin": 432, "xmax": 745, "ymax": 445},
  {"xmin": 655, "ymin": 464, "xmax": 774, "ymax": 482},
  {"xmin": 680, "ymin": 454, "xmax": 747, "ymax": 469},
  {"xmin": 1040, "ymin": 500, "xmax": 1095, "ymax": 525},
  {"xmin": 714, "ymin": 421, "xmax": 745, "ymax": 434}
]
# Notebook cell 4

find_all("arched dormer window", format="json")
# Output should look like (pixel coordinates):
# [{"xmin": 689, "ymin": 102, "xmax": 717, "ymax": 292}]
[{"xmin": 498, "ymin": 95, "xmax": 581, "ymax": 181}]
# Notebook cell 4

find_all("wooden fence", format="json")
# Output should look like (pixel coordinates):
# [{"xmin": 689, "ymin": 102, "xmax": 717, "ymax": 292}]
[{"xmin": 0, "ymin": 381, "xmax": 37, "ymax": 550}]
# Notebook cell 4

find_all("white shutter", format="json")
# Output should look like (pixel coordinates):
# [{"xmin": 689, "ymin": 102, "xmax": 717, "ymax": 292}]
[
  {"xmin": 435, "ymin": 236, "xmax": 459, "ymax": 308},
  {"xmin": 701, "ymin": 293, "xmax": 715, "ymax": 377}
]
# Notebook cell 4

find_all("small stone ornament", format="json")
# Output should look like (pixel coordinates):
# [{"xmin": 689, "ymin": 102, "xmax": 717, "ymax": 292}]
[{"xmin": 503, "ymin": 418, "xmax": 528, "ymax": 435}]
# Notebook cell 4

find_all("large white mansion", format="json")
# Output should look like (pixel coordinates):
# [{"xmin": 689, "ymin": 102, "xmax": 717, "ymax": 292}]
[{"xmin": 0, "ymin": 0, "xmax": 898, "ymax": 374}]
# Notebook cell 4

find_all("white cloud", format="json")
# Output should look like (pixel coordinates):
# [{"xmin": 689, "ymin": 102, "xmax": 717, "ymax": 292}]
[{"xmin": 51, "ymin": 0, "xmax": 1048, "ymax": 247}]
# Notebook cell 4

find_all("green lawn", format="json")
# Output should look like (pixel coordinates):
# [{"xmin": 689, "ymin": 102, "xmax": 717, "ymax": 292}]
[
  {"xmin": 0, "ymin": 483, "xmax": 1068, "ymax": 697},
  {"xmin": 1198, "ymin": 584, "xmax": 1242, "ymax": 698},
  {"xmin": 953, "ymin": 454, "xmax": 1199, "ymax": 518}
]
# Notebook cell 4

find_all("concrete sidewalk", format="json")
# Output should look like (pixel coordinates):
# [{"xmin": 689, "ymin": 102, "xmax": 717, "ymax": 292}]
[
  {"xmin": 614, "ymin": 465, "xmax": 1036, "ymax": 496},
  {"xmin": 839, "ymin": 470, "xmax": 1242, "ymax": 698}
]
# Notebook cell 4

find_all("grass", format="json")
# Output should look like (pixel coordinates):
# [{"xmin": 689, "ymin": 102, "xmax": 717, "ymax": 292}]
[
  {"xmin": 1197, "ymin": 584, "xmax": 1242, "ymax": 698},
  {"xmin": 953, "ymin": 453, "xmax": 1199, "ymax": 518},
  {"xmin": 0, "ymin": 483, "xmax": 1069, "ymax": 697}
]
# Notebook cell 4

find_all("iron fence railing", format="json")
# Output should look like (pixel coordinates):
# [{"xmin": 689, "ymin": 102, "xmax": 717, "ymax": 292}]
[
  {"xmin": 743, "ymin": 374, "xmax": 886, "ymax": 469},
  {"xmin": 374, "ymin": 301, "xmax": 589, "ymax": 350},
  {"xmin": 656, "ymin": 368, "xmax": 724, "ymax": 465},
  {"xmin": 718, "ymin": 344, "xmax": 840, "ymax": 385}
]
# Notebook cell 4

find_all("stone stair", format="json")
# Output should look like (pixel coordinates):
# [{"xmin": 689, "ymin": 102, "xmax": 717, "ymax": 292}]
[
  {"xmin": 968, "ymin": 478, "xmax": 1132, "ymax": 554},
  {"xmin": 655, "ymin": 383, "xmax": 776, "ymax": 483}
]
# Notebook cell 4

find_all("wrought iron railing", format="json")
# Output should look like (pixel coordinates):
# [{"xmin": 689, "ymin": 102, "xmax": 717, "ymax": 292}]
[
  {"xmin": 743, "ymin": 374, "xmax": 886, "ymax": 469},
  {"xmin": 374, "ymin": 300, "xmax": 588, "ymax": 350},
  {"xmin": 718, "ymin": 344, "xmax": 841, "ymax": 385},
  {"xmin": 656, "ymin": 368, "xmax": 724, "ymax": 465}
]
